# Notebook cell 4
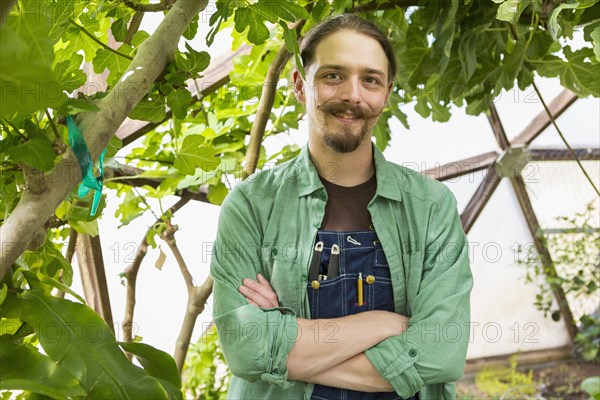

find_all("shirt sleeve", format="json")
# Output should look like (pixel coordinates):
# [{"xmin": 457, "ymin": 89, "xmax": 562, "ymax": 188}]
[
  {"xmin": 209, "ymin": 184, "xmax": 299, "ymax": 390},
  {"xmin": 364, "ymin": 189, "xmax": 473, "ymax": 399}
]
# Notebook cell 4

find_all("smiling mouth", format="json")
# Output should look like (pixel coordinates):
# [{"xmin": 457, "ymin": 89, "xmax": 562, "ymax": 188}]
[{"xmin": 330, "ymin": 112, "xmax": 361, "ymax": 123}]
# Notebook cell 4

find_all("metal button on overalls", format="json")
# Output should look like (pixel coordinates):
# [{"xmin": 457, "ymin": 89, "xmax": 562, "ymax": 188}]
[{"xmin": 306, "ymin": 229, "xmax": 417, "ymax": 400}]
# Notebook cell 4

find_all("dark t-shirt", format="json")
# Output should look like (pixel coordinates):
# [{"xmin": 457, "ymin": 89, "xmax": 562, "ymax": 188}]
[{"xmin": 318, "ymin": 172, "xmax": 377, "ymax": 230}]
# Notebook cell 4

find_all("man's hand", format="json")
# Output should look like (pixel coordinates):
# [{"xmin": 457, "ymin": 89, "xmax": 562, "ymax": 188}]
[{"xmin": 238, "ymin": 274, "xmax": 279, "ymax": 308}]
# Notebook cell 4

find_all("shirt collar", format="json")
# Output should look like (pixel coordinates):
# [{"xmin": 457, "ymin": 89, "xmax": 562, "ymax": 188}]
[{"xmin": 296, "ymin": 141, "xmax": 402, "ymax": 202}]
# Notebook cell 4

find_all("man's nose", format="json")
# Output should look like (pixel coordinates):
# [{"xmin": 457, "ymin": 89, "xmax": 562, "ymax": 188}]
[{"xmin": 338, "ymin": 77, "xmax": 362, "ymax": 104}]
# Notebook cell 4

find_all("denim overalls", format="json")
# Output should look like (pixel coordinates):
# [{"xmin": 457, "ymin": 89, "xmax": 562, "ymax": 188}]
[{"xmin": 307, "ymin": 227, "xmax": 418, "ymax": 400}]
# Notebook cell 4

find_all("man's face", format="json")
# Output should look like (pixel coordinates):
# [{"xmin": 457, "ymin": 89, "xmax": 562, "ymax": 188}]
[{"xmin": 294, "ymin": 30, "xmax": 393, "ymax": 153}]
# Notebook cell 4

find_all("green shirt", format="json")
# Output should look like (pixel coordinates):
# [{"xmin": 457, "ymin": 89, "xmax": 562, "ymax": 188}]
[{"xmin": 210, "ymin": 142, "xmax": 473, "ymax": 399}]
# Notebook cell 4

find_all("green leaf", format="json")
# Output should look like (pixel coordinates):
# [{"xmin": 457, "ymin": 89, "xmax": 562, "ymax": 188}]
[
  {"xmin": 280, "ymin": 21, "xmax": 304, "ymax": 79},
  {"xmin": 167, "ymin": 88, "xmax": 193, "ymax": 120},
  {"xmin": 8, "ymin": 3, "xmax": 55, "ymax": 66},
  {"xmin": 114, "ymin": 190, "xmax": 144, "ymax": 227},
  {"xmin": 548, "ymin": 2, "xmax": 581, "ymax": 39},
  {"xmin": 430, "ymin": 101, "xmax": 451, "ymax": 122},
  {"xmin": 207, "ymin": 181, "xmax": 229, "ymax": 205},
  {"xmin": 55, "ymin": 98, "xmax": 100, "ymax": 115},
  {"xmin": 535, "ymin": 47, "xmax": 600, "ymax": 97},
  {"xmin": 54, "ymin": 58, "xmax": 87, "ymax": 92},
  {"xmin": 111, "ymin": 18, "xmax": 129, "ymax": 42},
  {"xmin": 48, "ymin": 0, "xmax": 77, "ymax": 41},
  {"xmin": 129, "ymin": 94, "xmax": 167, "ymax": 123},
  {"xmin": 0, "ymin": 24, "xmax": 62, "ymax": 117},
  {"xmin": 414, "ymin": 100, "xmax": 430, "ymax": 118},
  {"xmin": 234, "ymin": 7, "xmax": 270, "ymax": 45},
  {"xmin": 396, "ymin": 29, "xmax": 430, "ymax": 85},
  {"xmin": 7, "ymin": 137, "xmax": 56, "ymax": 172},
  {"xmin": 0, "ymin": 337, "xmax": 86, "ymax": 398},
  {"xmin": 267, "ymin": 1, "xmax": 310, "ymax": 22},
  {"xmin": 69, "ymin": 219, "xmax": 99, "ymax": 235},
  {"xmin": 0, "ymin": 284, "xmax": 7, "ymax": 306},
  {"xmin": 372, "ymin": 112, "xmax": 391, "ymax": 151},
  {"xmin": 105, "ymin": 135, "xmax": 123, "ymax": 159},
  {"xmin": 118, "ymin": 341, "xmax": 182, "ymax": 389},
  {"xmin": 15, "ymin": 290, "xmax": 170, "ymax": 399},
  {"xmin": 496, "ymin": 0, "xmax": 532, "ymax": 24},
  {"xmin": 177, "ymin": 43, "xmax": 211, "ymax": 75},
  {"xmin": 92, "ymin": 45, "xmax": 133, "ymax": 87},
  {"xmin": 591, "ymin": 25, "xmax": 600, "ymax": 61},
  {"xmin": 39, "ymin": 276, "xmax": 85, "ymax": 304},
  {"xmin": 62, "ymin": 24, "xmax": 99, "ymax": 61},
  {"xmin": 174, "ymin": 135, "xmax": 220, "ymax": 175},
  {"xmin": 581, "ymin": 376, "xmax": 600, "ymax": 398},
  {"xmin": 183, "ymin": 14, "xmax": 199, "ymax": 40}
]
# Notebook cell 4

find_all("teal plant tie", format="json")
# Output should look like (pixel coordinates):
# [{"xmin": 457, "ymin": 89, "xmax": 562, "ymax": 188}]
[{"xmin": 66, "ymin": 115, "xmax": 106, "ymax": 216}]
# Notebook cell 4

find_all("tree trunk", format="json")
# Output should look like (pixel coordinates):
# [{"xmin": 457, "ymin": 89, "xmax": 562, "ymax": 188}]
[{"xmin": 0, "ymin": 0, "xmax": 209, "ymax": 280}]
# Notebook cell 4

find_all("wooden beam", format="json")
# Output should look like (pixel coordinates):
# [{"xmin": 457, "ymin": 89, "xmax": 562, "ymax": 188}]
[
  {"xmin": 530, "ymin": 147, "xmax": 600, "ymax": 161},
  {"xmin": 117, "ymin": 44, "xmax": 251, "ymax": 146},
  {"xmin": 75, "ymin": 233, "xmax": 115, "ymax": 334},
  {"xmin": 511, "ymin": 89, "xmax": 578, "ymax": 146},
  {"xmin": 423, "ymin": 151, "xmax": 499, "ymax": 181},
  {"xmin": 460, "ymin": 164, "xmax": 502, "ymax": 234},
  {"xmin": 509, "ymin": 176, "xmax": 578, "ymax": 340},
  {"xmin": 487, "ymin": 102, "xmax": 510, "ymax": 150}
]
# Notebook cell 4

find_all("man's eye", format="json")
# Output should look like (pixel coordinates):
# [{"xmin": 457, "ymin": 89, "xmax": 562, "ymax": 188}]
[
  {"xmin": 325, "ymin": 73, "xmax": 340, "ymax": 79},
  {"xmin": 365, "ymin": 77, "xmax": 380, "ymax": 84}
]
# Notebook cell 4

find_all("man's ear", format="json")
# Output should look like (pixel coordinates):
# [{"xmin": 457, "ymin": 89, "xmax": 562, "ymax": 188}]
[
  {"xmin": 384, "ymin": 80, "xmax": 394, "ymax": 104},
  {"xmin": 293, "ymin": 69, "xmax": 306, "ymax": 104}
]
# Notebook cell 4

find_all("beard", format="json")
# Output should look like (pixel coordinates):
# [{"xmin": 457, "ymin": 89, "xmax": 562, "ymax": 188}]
[
  {"xmin": 321, "ymin": 121, "xmax": 370, "ymax": 153},
  {"xmin": 315, "ymin": 101, "xmax": 382, "ymax": 154}
]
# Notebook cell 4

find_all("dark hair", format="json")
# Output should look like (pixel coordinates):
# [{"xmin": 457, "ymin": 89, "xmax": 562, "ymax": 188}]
[{"xmin": 298, "ymin": 14, "xmax": 397, "ymax": 82}]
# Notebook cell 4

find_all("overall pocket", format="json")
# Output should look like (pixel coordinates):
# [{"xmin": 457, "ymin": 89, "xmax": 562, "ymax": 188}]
[
  {"xmin": 306, "ymin": 275, "xmax": 344, "ymax": 319},
  {"xmin": 369, "ymin": 243, "xmax": 395, "ymax": 312}
]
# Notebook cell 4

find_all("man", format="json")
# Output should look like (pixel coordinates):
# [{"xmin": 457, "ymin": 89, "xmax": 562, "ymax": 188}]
[{"xmin": 210, "ymin": 14, "xmax": 473, "ymax": 400}]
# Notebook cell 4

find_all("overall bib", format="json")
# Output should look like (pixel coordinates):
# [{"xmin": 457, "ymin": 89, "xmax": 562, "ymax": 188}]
[{"xmin": 307, "ymin": 228, "xmax": 418, "ymax": 400}]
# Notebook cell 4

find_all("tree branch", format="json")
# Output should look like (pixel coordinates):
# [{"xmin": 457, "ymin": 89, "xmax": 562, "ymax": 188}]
[
  {"xmin": 173, "ymin": 276, "xmax": 214, "ymax": 373},
  {"xmin": 124, "ymin": 11, "xmax": 144, "ymax": 45},
  {"xmin": 0, "ymin": 0, "xmax": 210, "ymax": 281},
  {"xmin": 122, "ymin": 195, "xmax": 192, "ymax": 345},
  {"xmin": 242, "ymin": 19, "xmax": 307, "ymax": 179},
  {"xmin": 162, "ymin": 223, "xmax": 194, "ymax": 292}
]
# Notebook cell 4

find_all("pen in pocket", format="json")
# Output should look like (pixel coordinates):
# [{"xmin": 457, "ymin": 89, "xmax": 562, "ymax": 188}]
[{"xmin": 357, "ymin": 272, "xmax": 363, "ymax": 306}]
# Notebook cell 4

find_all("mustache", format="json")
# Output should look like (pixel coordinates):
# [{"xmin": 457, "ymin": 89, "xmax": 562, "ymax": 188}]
[{"xmin": 317, "ymin": 102, "xmax": 382, "ymax": 119}]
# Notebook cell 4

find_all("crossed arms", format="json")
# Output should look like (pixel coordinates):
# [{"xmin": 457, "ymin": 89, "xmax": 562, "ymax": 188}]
[{"xmin": 239, "ymin": 274, "xmax": 409, "ymax": 392}]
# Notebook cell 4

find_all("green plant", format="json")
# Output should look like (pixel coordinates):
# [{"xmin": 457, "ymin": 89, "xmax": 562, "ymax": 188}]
[
  {"xmin": 520, "ymin": 201, "xmax": 600, "ymax": 361},
  {"xmin": 0, "ymin": 290, "xmax": 182, "ymax": 399},
  {"xmin": 475, "ymin": 355, "xmax": 538, "ymax": 399},
  {"xmin": 582, "ymin": 376, "xmax": 600, "ymax": 400},
  {"xmin": 182, "ymin": 324, "xmax": 230, "ymax": 399},
  {"xmin": 575, "ymin": 315, "xmax": 600, "ymax": 363}
]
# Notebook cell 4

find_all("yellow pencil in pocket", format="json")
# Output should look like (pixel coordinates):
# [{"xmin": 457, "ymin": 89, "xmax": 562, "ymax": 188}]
[{"xmin": 357, "ymin": 272, "xmax": 363, "ymax": 306}]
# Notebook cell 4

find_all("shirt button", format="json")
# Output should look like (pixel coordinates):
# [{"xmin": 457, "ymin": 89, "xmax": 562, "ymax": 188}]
[
  {"xmin": 272, "ymin": 247, "xmax": 278, "ymax": 256},
  {"xmin": 409, "ymin": 349, "xmax": 418, "ymax": 357},
  {"xmin": 314, "ymin": 222, "xmax": 320, "ymax": 229}
]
